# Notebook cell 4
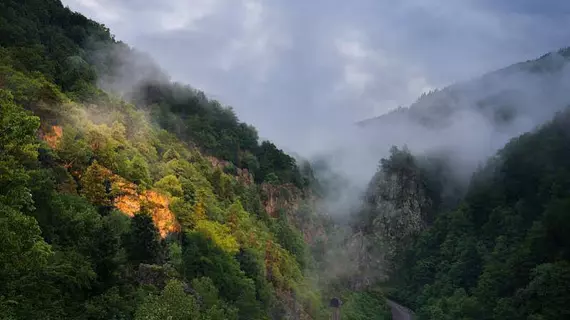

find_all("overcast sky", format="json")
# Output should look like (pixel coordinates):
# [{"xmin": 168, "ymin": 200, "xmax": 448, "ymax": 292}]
[{"xmin": 62, "ymin": 0, "xmax": 570, "ymax": 156}]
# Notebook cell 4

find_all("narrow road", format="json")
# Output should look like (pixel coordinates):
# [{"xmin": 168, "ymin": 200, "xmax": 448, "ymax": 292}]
[{"xmin": 386, "ymin": 299, "xmax": 414, "ymax": 320}]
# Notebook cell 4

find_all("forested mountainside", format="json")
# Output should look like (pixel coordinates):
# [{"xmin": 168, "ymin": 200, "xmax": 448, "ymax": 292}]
[
  {"xmin": 0, "ymin": 1, "xmax": 343, "ymax": 319},
  {"xmin": 380, "ymin": 109, "xmax": 570, "ymax": 319},
  {"xmin": 5, "ymin": 1, "xmax": 570, "ymax": 320},
  {"xmin": 349, "ymin": 50, "xmax": 570, "ymax": 318}
]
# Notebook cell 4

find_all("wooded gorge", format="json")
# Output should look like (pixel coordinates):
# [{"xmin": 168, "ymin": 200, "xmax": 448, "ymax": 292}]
[
  {"xmin": 3, "ymin": 1, "xmax": 570, "ymax": 320},
  {"xmin": 351, "ymin": 50, "xmax": 570, "ymax": 319},
  {"xmin": 358, "ymin": 110, "xmax": 570, "ymax": 319}
]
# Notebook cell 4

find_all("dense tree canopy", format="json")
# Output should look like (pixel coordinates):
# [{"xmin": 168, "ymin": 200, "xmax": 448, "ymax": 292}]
[
  {"xmin": 0, "ymin": 1, "xmax": 327, "ymax": 319},
  {"xmin": 383, "ymin": 110, "xmax": 570, "ymax": 319},
  {"xmin": 6, "ymin": 1, "xmax": 570, "ymax": 320}
]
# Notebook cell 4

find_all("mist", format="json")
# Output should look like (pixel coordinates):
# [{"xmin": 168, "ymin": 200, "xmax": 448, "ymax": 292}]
[
  {"xmin": 313, "ymin": 51, "xmax": 570, "ymax": 219},
  {"xmin": 61, "ymin": 0, "xmax": 570, "ymax": 222},
  {"xmin": 303, "ymin": 54, "xmax": 570, "ymax": 285}
]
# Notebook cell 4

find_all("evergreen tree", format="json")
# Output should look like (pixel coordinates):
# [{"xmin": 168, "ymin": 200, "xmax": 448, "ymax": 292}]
[{"xmin": 126, "ymin": 212, "xmax": 163, "ymax": 265}]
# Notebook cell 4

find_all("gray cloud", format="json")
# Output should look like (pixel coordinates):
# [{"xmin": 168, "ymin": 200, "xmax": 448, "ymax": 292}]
[
  {"xmin": 64, "ymin": 0, "xmax": 570, "ymax": 205},
  {"xmin": 63, "ymin": 0, "xmax": 570, "ymax": 153}
]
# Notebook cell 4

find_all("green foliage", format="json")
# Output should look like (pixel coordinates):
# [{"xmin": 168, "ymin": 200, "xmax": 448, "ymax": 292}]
[
  {"xmin": 35, "ymin": 193, "xmax": 102, "ymax": 253},
  {"xmin": 192, "ymin": 277, "xmax": 239, "ymax": 320},
  {"xmin": 135, "ymin": 279, "xmax": 199, "ymax": 320},
  {"xmin": 236, "ymin": 249, "xmax": 272, "ymax": 310},
  {"xmin": 0, "ymin": 0, "xmax": 111, "ymax": 94},
  {"xmin": 0, "ymin": 204, "xmax": 52, "ymax": 315},
  {"xmin": 274, "ymin": 210, "xmax": 309, "ymax": 269},
  {"xmin": 516, "ymin": 262, "xmax": 570, "ymax": 319},
  {"xmin": 139, "ymin": 82, "xmax": 309, "ymax": 187},
  {"xmin": 256, "ymin": 141, "xmax": 303, "ymax": 187},
  {"xmin": 418, "ymin": 288, "xmax": 482, "ymax": 320},
  {"xmin": 83, "ymin": 286, "xmax": 141, "ymax": 320},
  {"xmin": 57, "ymin": 124, "xmax": 93, "ymax": 172},
  {"xmin": 128, "ymin": 155, "xmax": 151, "ymax": 188},
  {"xmin": 0, "ymin": 1, "xmax": 325, "ymax": 319},
  {"xmin": 126, "ymin": 213, "xmax": 163, "ymax": 265},
  {"xmin": 181, "ymin": 232, "xmax": 263, "ymax": 320},
  {"xmin": 391, "ymin": 109, "xmax": 570, "ymax": 319},
  {"xmin": 154, "ymin": 174, "xmax": 183, "ymax": 197},
  {"xmin": 80, "ymin": 161, "xmax": 111, "ymax": 207},
  {"xmin": 168, "ymin": 242, "xmax": 184, "ymax": 274},
  {"xmin": 195, "ymin": 219, "xmax": 240, "ymax": 254},
  {"xmin": 0, "ymin": 89, "xmax": 40, "ymax": 210},
  {"xmin": 5, "ymin": 1, "xmax": 570, "ymax": 318},
  {"xmin": 341, "ymin": 291, "xmax": 391, "ymax": 320}
]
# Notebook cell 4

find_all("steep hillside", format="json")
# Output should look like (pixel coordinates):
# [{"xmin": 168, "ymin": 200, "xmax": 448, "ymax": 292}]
[
  {"xmin": 333, "ymin": 46, "xmax": 570, "ymax": 319},
  {"xmin": 345, "ymin": 48, "xmax": 570, "ymax": 318},
  {"xmin": 0, "ymin": 1, "xmax": 331, "ymax": 319},
  {"xmin": 372, "ymin": 108, "xmax": 570, "ymax": 319}
]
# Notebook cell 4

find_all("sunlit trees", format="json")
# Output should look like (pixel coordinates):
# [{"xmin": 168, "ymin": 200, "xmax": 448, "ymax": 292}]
[
  {"xmin": 154, "ymin": 174, "xmax": 183, "ymax": 197},
  {"xmin": 57, "ymin": 125, "xmax": 93, "ymax": 172},
  {"xmin": 80, "ymin": 161, "xmax": 112, "ymax": 206},
  {"xmin": 0, "ymin": 1, "xmax": 325, "ymax": 319},
  {"xmin": 128, "ymin": 155, "xmax": 152, "ymax": 188}
]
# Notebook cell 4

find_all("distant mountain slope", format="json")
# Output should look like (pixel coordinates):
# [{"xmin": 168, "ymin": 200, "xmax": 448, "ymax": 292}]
[
  {"xmin": 350, "ymin": 47, "xmax": 570, "ymax": 184},
  {"xmin": 358, "ymin": 47, "xmax": 570, "ymax": 131}
]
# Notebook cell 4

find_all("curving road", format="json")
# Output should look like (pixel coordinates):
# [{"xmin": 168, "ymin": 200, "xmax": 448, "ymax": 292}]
[{"xmin": 386, "ymin": 299, "xmax": 414, "ymax": 320}]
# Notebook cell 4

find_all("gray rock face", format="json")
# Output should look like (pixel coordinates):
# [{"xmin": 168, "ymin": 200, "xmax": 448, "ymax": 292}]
[{"xmin": 351, "ymin": 147, "xmax": 434, "ymax": 282}]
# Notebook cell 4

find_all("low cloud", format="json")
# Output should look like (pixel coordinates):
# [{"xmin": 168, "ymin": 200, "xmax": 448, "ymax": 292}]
[
  {"xmin": 64, "ymin": 0, "xmax": 570, "ymax": 216},
  {"xmin": 63, "ymin": 0, "xmax": 570, "ymax": 151}
]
